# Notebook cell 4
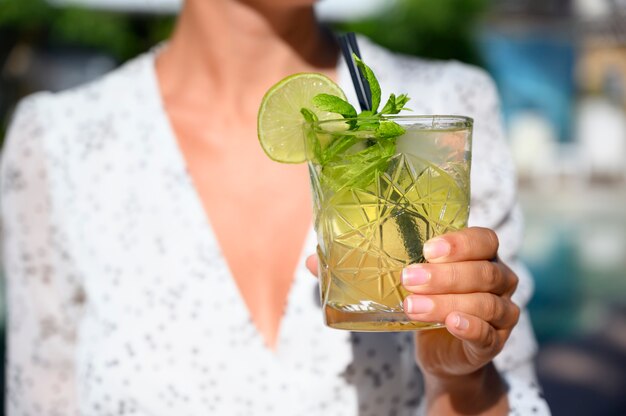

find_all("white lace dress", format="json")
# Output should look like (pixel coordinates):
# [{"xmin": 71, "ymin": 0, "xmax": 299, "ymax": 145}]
[{"xmin": 1, "ymin": 38, "xmax": 550, "ymax": 415}]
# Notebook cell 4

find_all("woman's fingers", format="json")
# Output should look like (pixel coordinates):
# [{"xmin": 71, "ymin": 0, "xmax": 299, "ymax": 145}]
[
  {"xmin": 404, "ymin": 293, "xmax": 520, "ymax": 330},
  {"xmin": 402, "ymin": 260, "xmax": 518, "ymax": 296},
  {"xmin": 305, "ymin": 254, "xmax": 318, "ymax": 276},
  {"xmin": 444, "ymin": 312, "xmax": 507, "ymax": 363},
  {"xmin": 423, "ymin": 227, "xmax": 499, "ymax": 264}
]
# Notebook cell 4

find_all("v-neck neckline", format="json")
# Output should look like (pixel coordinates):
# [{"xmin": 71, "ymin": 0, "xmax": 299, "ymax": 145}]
[{"xmin": 143, "ymin": 46, "xmax": 346, "ymax": 352}]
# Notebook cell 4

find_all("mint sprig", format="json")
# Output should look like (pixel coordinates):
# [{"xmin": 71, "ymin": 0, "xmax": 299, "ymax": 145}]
[
  {"xmin": 306, "ymin": 55, "xmax": 411, "ymax": 137},
  {"xmin": 301, "ymin": 56, "xmax": 412, "ymax": 191}
]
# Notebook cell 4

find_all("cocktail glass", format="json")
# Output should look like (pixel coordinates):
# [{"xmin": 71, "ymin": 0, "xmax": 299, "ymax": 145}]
[{"xmin": 305, "ymin": 115, "xmax": 473, "ymax": 331}]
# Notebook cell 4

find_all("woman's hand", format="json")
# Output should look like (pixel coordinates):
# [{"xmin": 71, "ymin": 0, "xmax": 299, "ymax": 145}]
[
  {"xmin": 306, "ymin": 226, "xmax": 519, "ymax": 414},
  {"xmin": 401, "ymin": 227, "xmax": 518, "ymax": 414},
  {"xmin": 402, "ymin": 227, "xmax": 519, "ymax": 378}
]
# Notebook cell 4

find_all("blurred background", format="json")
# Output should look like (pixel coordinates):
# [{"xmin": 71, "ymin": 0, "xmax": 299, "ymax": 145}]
[{"xmin": 1, "ymin": 0, "xmax": 625, "ymax": 414}]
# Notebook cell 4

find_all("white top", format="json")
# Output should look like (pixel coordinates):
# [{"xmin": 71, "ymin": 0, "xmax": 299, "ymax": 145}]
[{"xmin": 1, "ymin": 38, "xmax": 550, "ymax": 415}]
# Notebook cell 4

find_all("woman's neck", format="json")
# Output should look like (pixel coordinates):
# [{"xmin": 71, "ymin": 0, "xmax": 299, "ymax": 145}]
[{"xmin": 156, "ymin": 0, "xmax": 338, "ymax": 119}]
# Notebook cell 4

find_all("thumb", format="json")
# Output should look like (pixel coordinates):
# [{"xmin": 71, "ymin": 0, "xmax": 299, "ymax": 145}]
[{"xmin": 305, "ymin": 255, "xmax": 319, "ymax": 277}]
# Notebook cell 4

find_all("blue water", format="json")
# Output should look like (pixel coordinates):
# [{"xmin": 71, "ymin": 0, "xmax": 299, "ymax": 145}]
[{"xmin": 521, "ymin": 187, "xmax": 626, "ymax": 415}]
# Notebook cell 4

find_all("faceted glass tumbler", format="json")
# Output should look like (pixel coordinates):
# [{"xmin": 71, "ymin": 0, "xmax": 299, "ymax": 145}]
[{"xmin": 305, "ymin": 116, "xmax": 473, "ymax": 331}]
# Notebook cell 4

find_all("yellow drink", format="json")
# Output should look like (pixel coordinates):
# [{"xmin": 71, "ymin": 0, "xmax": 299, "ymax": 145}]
[{"xmin": 307, "ymin": 116, "xmax": 472, "ymax": 331}]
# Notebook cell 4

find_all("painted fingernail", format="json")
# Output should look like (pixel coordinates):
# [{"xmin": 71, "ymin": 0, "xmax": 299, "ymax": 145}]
[
  {"xmin": 424, "ymin": 238, "xmax": 450, "ymax": 260},
  {"xmin": 405, "ymin": 296, "xmax": 434, "ymax": 314},
  {"xmin": 402, "ymin": 266, "xmax": 431, "ymax": 286},
  {"xmin": 454, "ymin": 314, "xmax": 469, "ymax": 330}
]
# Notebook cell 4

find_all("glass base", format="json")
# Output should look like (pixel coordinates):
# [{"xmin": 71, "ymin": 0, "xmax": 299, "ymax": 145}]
[{"xmin": 324, "ymin": 305, "xmax": 444, "ymax": 332}]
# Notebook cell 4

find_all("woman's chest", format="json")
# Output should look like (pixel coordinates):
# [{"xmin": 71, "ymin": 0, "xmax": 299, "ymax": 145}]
[
  {"xmin": 66, "ymin": 206, "xmax": 358, "ymax": 415},
  {"xmin": 175, "ymin": 134, "xmax": 315, "ymax": 346}
]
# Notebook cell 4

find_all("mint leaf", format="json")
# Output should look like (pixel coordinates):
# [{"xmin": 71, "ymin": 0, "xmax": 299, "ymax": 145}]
[
  {"xmin": 354, "ymin": 54, "xmax": 381, "ymax": 113},
  {"xmin": 376, "ymin": 120, "xmax": 405, "ymax": 138},
  {"xmin": 321, "ymin": 134, "xmax": 358, "ymax": 164},
  {"xmin": 300, "ymin": 107, "xmax": 319, "ymax": 124},
  {"xmin": 381, "ymin": 93, "xmax": 411, "ymax": 115},
  {"xmin": 313, "ymin": 94, "xmax": 357, "ymax": 119},
  {"xmin": 322, "ymin": 137, "xmax": 395, "ymax": 191}
]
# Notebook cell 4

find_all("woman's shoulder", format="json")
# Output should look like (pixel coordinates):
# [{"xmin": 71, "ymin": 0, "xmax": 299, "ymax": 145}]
[
  {"xmin": 357, "ymin": 36, "xmax": 497, "ymax": 102},
  {"xmin": 2, "ymin": 51, "xmax": 162, "ymax": 186},
  {"xmin": 8, "ymin": 52, "xmax": 158, "ymax": 138}
]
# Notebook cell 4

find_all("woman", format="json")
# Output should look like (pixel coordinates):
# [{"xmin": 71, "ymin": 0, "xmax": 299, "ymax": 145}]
[{"xmin": 2, "ymin": 0, "xmax": 550, "ymax": 414}]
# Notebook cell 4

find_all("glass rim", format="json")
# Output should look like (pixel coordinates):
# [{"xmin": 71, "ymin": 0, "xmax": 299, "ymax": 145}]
[{"xmin": 309, "ymin": 115, "xmax": 473, "ymax": 131}]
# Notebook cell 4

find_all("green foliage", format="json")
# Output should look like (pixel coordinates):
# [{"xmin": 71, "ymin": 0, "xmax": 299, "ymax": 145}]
[
  {"xmin": 50, "ymin": 7, "xmax": 136, "ymax": 58},
  {"xmin": 337, "ymin": 0, "xmax": 489, "ymax": 66},
  {"xmin": 0, "ymin": 0, "xmax": 175, "ymax": 61},
  {"xmin": 0, "ymin": 0, "xmax": 52, "ymax": 30}
]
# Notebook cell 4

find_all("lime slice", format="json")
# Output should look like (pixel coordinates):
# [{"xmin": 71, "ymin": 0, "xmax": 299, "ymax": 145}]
[{"xmin": 257, "ymin": 73, "xmax": 346, "ymax": 163}]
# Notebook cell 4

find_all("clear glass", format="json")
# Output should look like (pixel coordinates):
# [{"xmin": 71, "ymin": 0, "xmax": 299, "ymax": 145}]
[{"xmin": 304, "ymin": 115, "xmax": 473, "ymax": 331}]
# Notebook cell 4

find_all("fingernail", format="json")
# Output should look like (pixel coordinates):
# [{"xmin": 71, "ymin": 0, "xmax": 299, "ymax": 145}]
[
  {"xmin": 454, "ymin": 314, "xmax": 469, "ymax": 330},
  {"xmin": 405, "ymin": 296, "xmax": 434, "ymax": 314},
  {"xmin": 424, "ymin": 238, "xmax": 450, "ymax": 260},
  {"xmin": 402, "ymin": 266, "xmax": 430, "ymax": 286}
]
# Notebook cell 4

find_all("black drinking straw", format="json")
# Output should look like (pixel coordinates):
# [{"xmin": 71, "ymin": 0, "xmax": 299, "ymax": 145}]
[
  {"xmin": 339, "ymin": 33, "xmax": 372, "ymax": 112},
  {"xmin": 346, "ymin": 33, "xmax": 372, "ymax": 105}
]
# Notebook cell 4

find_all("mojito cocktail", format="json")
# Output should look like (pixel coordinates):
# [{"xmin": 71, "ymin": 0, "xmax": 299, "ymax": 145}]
[{"xmin": 306, "ymin": 116, "xmax": 472, "ymax": 331}]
